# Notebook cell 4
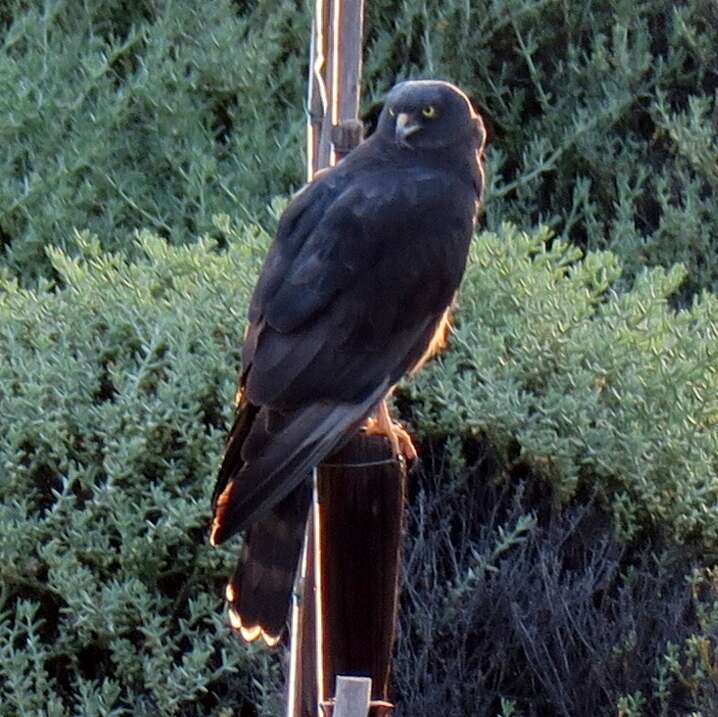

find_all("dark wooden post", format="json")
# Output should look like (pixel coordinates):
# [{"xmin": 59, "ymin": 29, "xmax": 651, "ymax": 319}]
[
  {"xmin": 314, "ymin": 438, "xmax": 404, "ymax": 717},
  {"xmin": 287, "ymin": 2, "xmax": 405, "ymax": 716}
]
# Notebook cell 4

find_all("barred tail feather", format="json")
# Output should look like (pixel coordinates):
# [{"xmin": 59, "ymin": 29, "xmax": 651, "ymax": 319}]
[{"xmin": 225, "ymin": 483, "xmax": 311, "ymax": 646}]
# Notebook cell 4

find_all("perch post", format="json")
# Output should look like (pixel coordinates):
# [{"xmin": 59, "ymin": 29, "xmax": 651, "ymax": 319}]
[{"xmin": 287, "ymin": 2, "xmax": 405, "ymax": 716}]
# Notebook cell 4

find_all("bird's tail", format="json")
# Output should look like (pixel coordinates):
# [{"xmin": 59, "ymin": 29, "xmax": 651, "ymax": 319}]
[
  {"xmin": 210, "ymin": 383, "xmax": 388, "ymax": 644},
  {"xmin": 224, "ymin": 482, "xmax": 311, "ymax": 646}
]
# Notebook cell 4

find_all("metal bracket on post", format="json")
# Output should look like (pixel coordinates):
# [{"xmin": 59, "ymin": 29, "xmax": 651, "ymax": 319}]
[
  {"xmin": 330, "ymin": 119, "xmax": 364, "ymax": 159},
  {"xmin": 331, "ymin": 676, "xmax": 371, "ymax": 717},
  {"xmin": 322, "ymin": 676, "xmax": 395, "ymax": 717}
]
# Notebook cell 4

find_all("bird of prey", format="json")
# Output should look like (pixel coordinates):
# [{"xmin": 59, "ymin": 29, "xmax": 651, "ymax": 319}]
[{"xmin": 210, "ymin": 80, "xmax": 485, "ymax": 646}]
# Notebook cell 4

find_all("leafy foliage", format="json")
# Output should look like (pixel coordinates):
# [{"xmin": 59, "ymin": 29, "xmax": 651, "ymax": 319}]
[
  {"xmin": 1, "ymin": 0, "xmax": 716, "ymax": 298},
  {"xmin": 395, "ymin": 448, "xmax": 718, "ymax": 717},
  {"xmin": 406, "ymin": 225, "xmax": 718, "ymax": 546},
  {"xmin": 2, "ymin": 226, "xmax": 716, "ymax": 713},
  {"xmin": 364, "ymin": 0, "xmax": 718, "ymax": 301},
  {"xmin": 0, "ymin": 0, "xmax": 305, "ymax": 280},
  {"xmin": 0, "ymin": 222, "xmax": 283, "ymax": 716}
]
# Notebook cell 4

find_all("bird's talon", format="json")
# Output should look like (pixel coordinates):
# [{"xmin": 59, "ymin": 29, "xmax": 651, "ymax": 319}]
[
  {"xmin": 394, "ymin": 424, "xmax": 418, "ymax": 465},
  {"xmin": 363, "ymin": 400, "xmax": 418, "ymax": 466}
]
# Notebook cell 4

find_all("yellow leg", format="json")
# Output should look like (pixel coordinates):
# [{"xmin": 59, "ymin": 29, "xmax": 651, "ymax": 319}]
[{"xmin": 363, "ymin": 399, "xmax": 418, "ymax": 464}]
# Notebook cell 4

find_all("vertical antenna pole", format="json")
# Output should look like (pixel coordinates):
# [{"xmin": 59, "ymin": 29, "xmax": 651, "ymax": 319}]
[{"xmin": 290, "ymin": 3, "xmax": 403, "ymax": 716}]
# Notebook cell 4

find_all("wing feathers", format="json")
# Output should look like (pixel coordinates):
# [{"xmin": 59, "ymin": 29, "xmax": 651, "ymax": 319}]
[
  {"xmin": 211, "ymin": 381, "xmax": 388, "ymax": 545},
  {"xmin": 211, "ymin": 397, "xmax": 259, "ymax": 510}
]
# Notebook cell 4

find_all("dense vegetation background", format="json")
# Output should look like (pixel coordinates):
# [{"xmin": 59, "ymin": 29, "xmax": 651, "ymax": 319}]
[{"xmin": 1, "ymin": 0, "xmax": 716, "ymax": 715}]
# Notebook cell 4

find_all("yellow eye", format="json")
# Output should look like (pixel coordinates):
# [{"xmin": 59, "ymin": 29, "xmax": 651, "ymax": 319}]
[{"xmin": 422, "ymin": 105, "xmax": 437, "ymax": 118}]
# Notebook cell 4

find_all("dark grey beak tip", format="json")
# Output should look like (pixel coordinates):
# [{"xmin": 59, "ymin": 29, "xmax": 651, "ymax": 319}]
[{"xmin": 395, "ymin": 133, "xmax": 413, "ymax": 149}]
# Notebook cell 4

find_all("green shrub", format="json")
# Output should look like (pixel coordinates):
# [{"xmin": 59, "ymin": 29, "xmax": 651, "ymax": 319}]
[
  {"xmin": 0, "ymin": 0, "xmax": 306, "ymax": 280},
  {"xmin": 2, "ymin": 0, "xmax": 715, "ymax": 299},
  {"xmin": 0, "ymin": 221, "xmax": 282, "ymax": 716},
  {"xmin": 363, "ymin": 0, "xmax": 718, "ymax": 301},
  {"xmin": 406, "ymin": 224, "xmax": 718, "ymax": 545},
  {"xmin": 1, "ymin": 223, "xmax": 716, "ymax": 713}
]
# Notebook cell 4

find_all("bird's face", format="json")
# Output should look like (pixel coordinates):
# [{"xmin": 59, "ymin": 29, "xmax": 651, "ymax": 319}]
[{"xmin": 377, "ymin": 80, "xmax": 484, "ymax": 151}]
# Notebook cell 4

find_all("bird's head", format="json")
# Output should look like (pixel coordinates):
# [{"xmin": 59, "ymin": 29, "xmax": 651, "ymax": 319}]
[{"xmin": 376, "ymin": 80, "xmax": 485, "ymax": 152}]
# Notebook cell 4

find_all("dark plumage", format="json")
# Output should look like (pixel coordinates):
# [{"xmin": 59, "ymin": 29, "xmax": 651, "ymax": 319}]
[{"xmin": 211, "ymin": 80, "xmax": 485, "ymax": 645}]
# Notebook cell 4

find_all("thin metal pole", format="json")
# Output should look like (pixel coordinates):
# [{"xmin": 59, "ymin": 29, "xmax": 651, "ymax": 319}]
[
  {"xmin": 312, "ymin": 469, "xmax": 326, "ymax": 715},
  {"xmin": 289, "ymin": 2, "xmax": 368, "ymax": 715},
  {"xmin": 307, "ymin": 0, "xmax": 330, "ymax": 181},
  {"xmin": 287, "ymin": 510, "xmax": 311, "ymax": 715}
]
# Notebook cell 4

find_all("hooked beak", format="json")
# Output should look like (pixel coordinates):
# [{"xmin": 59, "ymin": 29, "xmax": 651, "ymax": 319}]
[{"xmin": 395, "ymin": 112, "xmax": 421, "ymax": 146}]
